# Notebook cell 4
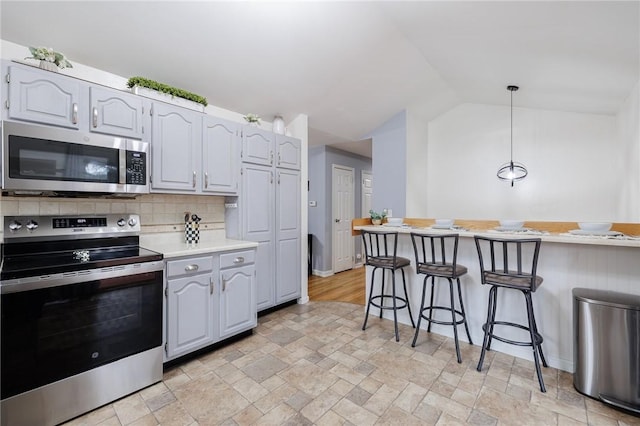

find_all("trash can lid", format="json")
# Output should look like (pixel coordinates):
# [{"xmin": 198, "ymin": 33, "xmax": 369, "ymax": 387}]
[{"xmin": 573, "ymin": 288, "xmax": 640, "ymax": 310}]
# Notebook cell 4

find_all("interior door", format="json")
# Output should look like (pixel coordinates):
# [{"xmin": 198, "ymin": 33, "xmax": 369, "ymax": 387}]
[
  {"xmin": 361, "ymin": 170, "xmax": 373, "ymax": 218},
  {"xmin": 332, "ymin": 165, "xmax": 354, "ymax": 273}
]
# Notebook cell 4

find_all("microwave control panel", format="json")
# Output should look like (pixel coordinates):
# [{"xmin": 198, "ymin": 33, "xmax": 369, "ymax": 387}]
[{"xmin": 126, "ymin": 151, "xmax": 147, "ymax": 185}]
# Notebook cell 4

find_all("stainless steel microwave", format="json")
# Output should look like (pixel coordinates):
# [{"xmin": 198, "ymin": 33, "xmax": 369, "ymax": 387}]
[{"xmin": 1, "ymin": 121, "xmax": 149, "ymax": 195}]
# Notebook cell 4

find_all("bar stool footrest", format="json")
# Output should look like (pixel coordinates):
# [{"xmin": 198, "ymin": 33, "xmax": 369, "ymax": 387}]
[
  {"xmin": 369, "ymin": 295, "xmax": 410, "ymax": 311},
  {"xmin": 482, "ymin": 321, "xmax": 544, "ymax": 347},
  {"xmin": 419, "ymin": 306, "xmax": 467, "ymax": 326}
]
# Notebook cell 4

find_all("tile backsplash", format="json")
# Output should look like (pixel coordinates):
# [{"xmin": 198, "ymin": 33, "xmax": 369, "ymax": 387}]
[{"xmin": 0, "ymin": 193, "xmax": 226, "ymax": 233}]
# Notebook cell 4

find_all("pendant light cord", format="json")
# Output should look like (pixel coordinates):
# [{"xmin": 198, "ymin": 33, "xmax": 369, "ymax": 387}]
[{"xmin": 510, "ymin": 88, "xmax": 513, "ymax": 163}]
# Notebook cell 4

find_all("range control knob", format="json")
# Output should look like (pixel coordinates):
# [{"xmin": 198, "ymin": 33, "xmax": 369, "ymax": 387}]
[
  {"xmin": 117, "ymin": 218, "xmax": 126, "ymax": 227},
  {"xmin": 26, "ymin": 220, "xmax": 38, "ymax": 231},
  {"xmin": 128, "ymin": 217, "xmax": 138, "ymax": 227},
  {"xmin": 8, "ymin": 221, "xmax": 22, "ymax": 231}
]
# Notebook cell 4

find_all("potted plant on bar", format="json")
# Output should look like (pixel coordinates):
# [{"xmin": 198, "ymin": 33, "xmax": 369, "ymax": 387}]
[
  {"xmin": 25, "ymin": 46, "xmax": 73, "ymax": 72},
  {"xmin": 369, "ymin": 210, "xmax": 386, "ymax": 225}
]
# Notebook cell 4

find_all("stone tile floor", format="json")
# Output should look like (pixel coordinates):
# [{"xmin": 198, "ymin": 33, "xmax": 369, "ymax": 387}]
[{"xmin": 65, "ymin": 301, "xmax": 639, "ymax": 425}]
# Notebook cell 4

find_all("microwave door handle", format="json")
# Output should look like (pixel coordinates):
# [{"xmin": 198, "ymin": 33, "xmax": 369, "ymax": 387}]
[{"xmin": 119, "ymin": 149, "xmax": 127, "ymax": 185}]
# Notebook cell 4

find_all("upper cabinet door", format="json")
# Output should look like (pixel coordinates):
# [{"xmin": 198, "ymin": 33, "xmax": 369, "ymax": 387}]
[
  {"xmin": 242, "ymin": 126, "xmax": 274, "ymax": 166},
  {"xmin": 151, "ymin": 102, "xmax": 202, "ymax": 191},
  {"xmin": 8, "ymin": 66, "xmax": 81, "ymax": 129},
  {"xmin": 202, "ymin": 116, "xmax": 239, "ymax": 194},
  {"xmin": 276, "ymin": 136, "xmax": 301, "ymax": 170},
  {"xmin": 89, "ymin": 86, "xmax": 143, "ymax": 139}
]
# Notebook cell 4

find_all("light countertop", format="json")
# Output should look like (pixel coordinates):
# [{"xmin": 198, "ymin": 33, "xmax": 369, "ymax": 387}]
[
  {"xmin": 353, "ymin": 224, "xmax": 640, "ymax": 248},
  {"xmin": 140, "ymin": 230, "xmax": 258, "ymax": 259}
]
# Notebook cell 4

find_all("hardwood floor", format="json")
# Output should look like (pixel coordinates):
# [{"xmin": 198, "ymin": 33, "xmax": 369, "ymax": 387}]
[{"xmin": 308, "ymin": 267, "xmax": 365, "ymax": 305}]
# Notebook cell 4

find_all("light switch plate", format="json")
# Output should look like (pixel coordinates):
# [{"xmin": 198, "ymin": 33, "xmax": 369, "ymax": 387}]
[{"xmin": 309, "ymin": 201, "xmax": 317, "ymax": 207}]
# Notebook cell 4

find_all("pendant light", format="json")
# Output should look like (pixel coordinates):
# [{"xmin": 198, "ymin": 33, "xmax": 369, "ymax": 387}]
[{"xmin": 497, "ymin": 85, "xmax": 527, "ymax": 186}]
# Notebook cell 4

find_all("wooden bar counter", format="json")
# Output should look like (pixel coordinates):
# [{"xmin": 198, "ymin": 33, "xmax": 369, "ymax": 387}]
[{"xmin": 353, "ymin": 218, "xmax": 640, "ymax": 372}]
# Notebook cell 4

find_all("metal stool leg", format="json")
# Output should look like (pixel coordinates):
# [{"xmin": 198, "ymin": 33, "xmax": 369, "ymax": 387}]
[
  {"xmin": 525, "ymin": 291, "xmax": 546, "ymax": 392},
  {"xmin": 391, "ymin": 270, "xmax": 399, "ymax": 342},
  {"xmin": 530, "ymin": 303, "xmax": 548, "ymax": 368},
  {"xmin": 486, "ymin": 286, "xmax": 498, "ymax": 350},
  {"xmin": 379, "ymin": 269, "xmax": 386, "ymax": 319},
  {"xmin": 477, "ymin": 285, "xmax": 497, "ymax": 372},
  {"xmin": 401, "ymin": 268, "xmax": 415, "ymax": 328},
  {"xmin": 449, "ymin": 278, "xmax": 462, "ymax": 363},
  {"xmin": 427, "ymin": 276, "xmax": 436, "ymax": 332},
  {"xmin": 412, "ymin": 275, "xmax": 429, "ymax": 347},
  {"xmin": 362, "ymin": 267, "xmax": 377, "ymax": 331},
  {"xmin": 457, "ymin": 278, "xmax": 473, "ymax": 345}
]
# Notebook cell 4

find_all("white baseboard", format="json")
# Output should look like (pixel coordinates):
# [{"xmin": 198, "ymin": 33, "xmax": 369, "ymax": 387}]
[
  {"xmin": 297, "ymin": 296, "xmax": 310, "ymax": 304},
  {"xmin": 312, "ymin": 269, "xmax": 334, "ymax": 278},
  {"xmin": 354, "ymin": 262, "xmax": 363, "ymax": 269}
]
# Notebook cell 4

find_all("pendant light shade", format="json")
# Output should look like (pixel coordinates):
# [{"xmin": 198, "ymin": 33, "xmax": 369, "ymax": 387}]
[{"xmin": 497, "ymin": 85, "xmax": 527, "ymax": 186}]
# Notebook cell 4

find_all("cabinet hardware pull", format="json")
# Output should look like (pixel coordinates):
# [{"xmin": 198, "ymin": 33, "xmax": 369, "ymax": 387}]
[
  {"xmin": 222, "ymin": 279, "xmax": 227, "ymax": 292},
  {"xmin": 72, "ymin": 103, "xmax": 78, "ymax": 124},
  {"xmin": 185, "ymin": 264, "xmax": 199, "ymax": 272},
  {"xmin": 205, "ymin": 172, "xmax": 209, "ymax": 188},
  {"xmin": 277, "ymin": 172, "xmax": 280, "ymax": 184},
  {"xmin": 92, "ymin": 107, "xmax": 98, "ymax": 127},
  {"xmin": 210, "ymin": 277, "xmax": 214, "ymax": 294},
  {"xmin": 233, "ymin": 257, "xmax": 244, "ymax": 264},
  {"xmin": 192, "ymin": 171, "xmax": 196, "ymax": 188},
  {"xmin": 270, "ymin": 171, "xmax": 273, "ymax": 184},
  {"xmin": 278, "ymin": 153, "xmax": 281, "ymax": 165},
  {"xmin": 270, "ymin": 151, "xmax": 273, "ymax": 165}
]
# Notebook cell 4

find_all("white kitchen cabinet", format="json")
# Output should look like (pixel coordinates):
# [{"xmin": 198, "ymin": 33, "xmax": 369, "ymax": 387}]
[
  {"xmin": 150, "ymin": 102, "xmax": 202, "ymax": 192},
  {"xmin": 165, "ymin": 256, "xmax": 216, "ymax": 360},
  {"xmin": 239, "ymin": 132, "xmax": 301, "ymax": 311},
  {"xmin": 242, "ymin": 127, "xmax": 274, "ymax": 166},
  {"xmin": 89, "ymin": 86, "xmax": 144, "ymax": 139},
  {"xmin": 276, "ymin": 135, "xmax": 302, "ymax": 170},
  {"xmin": 219, "ymin": 250, "xmax": 256, "ymax": 338},
  {"xmin": 7, "ymin": 65, "xmax": 82, "ymax": 129},
  {"xmin": 202, "ymin": 115, "xmax": 240, "ymax": 194},
  {"xmin": 275, "ymin": 168, "xmax": 301, "ymax": 303}
]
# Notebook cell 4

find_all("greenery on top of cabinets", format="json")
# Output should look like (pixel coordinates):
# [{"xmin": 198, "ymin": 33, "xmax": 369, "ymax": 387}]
[{"xmin": 126, "ymin": 76, "xmax": 208, "ymax": 106}]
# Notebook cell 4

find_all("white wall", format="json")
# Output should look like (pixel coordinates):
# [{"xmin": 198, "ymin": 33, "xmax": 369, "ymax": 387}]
[
  {"xmin": 405, "ymin": 109, "xmax": 429, "ymax": 217},
  {"xmin": 368, "ymin": 110, "xmax": 407, "ymax": 217},
  {"xmin": 426, "ymin": 103, "xmax": 626, "ymax": 221},
  {"xmin": 616, "ymin": 81, "xmax": 640, "ymax": 221}
]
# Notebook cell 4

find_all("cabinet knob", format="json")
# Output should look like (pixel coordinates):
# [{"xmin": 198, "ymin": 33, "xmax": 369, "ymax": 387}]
[
  {"xmin": 192, "ymin": 171, "xmax": 197, "ymax": 188},
  {"xmin": 233, "ymin": 257, "xmax": 245, "ymax": 264},
  {"xmin": 185, "ymin": 264, "xmax": 199, "ymax": 272},
  {"xmin": 92, "ymin": 107, "xmax": 98, "ymax": 127}
]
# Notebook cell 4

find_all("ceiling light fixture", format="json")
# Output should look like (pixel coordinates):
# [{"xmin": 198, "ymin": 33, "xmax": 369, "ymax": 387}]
[{"xmin": 497, "ymin": 85, "xmax": 527, "ymax": 186}]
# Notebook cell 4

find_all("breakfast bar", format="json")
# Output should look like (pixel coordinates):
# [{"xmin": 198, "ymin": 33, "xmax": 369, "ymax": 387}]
[{"xmin": 353, "ymin": 219, "xmax": 640, "ymax": 373}]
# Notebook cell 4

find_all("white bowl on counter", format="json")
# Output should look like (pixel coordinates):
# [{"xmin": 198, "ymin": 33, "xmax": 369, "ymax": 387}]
[
  {"xmin": 386, "ymin": 217, "xmax": 403, "ymax": 226},
  {"xmin": 578, "ymin": 222, "xmax": 612, "ymax": 232},
  {"xmin": 499, "ymin": 220, "xmax": 525, "ymax": 229},
  {"xmin": 435, "ymin": 219, "xmax": 454, "ymax": 228}
]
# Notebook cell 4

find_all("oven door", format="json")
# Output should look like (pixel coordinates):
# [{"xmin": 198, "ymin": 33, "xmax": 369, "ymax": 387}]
[
  {"xmin": 1, "ymin": 269, "xmax": 163, "ymax": 400},
  {"xmin": 2, "ymin": 121, "xmax": 128, "ymax": 193}
]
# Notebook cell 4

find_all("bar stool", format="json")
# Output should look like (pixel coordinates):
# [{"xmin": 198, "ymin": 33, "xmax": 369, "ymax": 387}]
[
  {"xmin": 474, "ymin": 235, "xmax": 548, "ymax": 392},
  {"xmin": 361, "ymin": 229, "xmax": 415, "ymax": 341},
  {"xmin": 410, "ymin": 233, "xmax": 473, "ymax": 363}
]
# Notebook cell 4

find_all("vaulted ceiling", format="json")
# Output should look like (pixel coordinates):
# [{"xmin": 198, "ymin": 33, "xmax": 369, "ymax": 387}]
[{"xmin": 1, "ymin": 1, "xmax": 638, "ymax": 157}]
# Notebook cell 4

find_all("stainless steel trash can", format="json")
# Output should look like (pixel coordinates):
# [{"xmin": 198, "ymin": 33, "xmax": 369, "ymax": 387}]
[{"xmin": 573, "ymin": 288, "xmax": 640, "ymax": 414}]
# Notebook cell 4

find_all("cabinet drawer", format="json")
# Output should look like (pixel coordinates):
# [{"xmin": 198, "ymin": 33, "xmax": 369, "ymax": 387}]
[
  {"xmin": 167, "ymin": 256, "xmax": 213, "ymax": 277},
  {"xmin": 220, "ymin": 250, "xmax": 255, "ymax": 269}
]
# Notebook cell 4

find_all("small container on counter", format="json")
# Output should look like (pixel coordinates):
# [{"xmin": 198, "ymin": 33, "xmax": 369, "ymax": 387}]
[{"xmin": 184, "ymin": 212, "xmax": 201, "ymax": 244}]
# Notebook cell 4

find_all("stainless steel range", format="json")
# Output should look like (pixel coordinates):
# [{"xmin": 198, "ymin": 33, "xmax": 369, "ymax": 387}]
[{"xmin": 0, "ymin": 214, "xmax": 164, "ymax": 426}]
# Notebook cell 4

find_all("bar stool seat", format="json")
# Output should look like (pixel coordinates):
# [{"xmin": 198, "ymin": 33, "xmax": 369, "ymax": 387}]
[
  {"xmin": 361, "ymin": 229, "xmax": 415, "ymax": 342},
  {"xmin": 410, "ymin": 232, "xmax": 473, "ymax": 363},
  {"xmin": 474, "ymin": 235, "xmax": 548, "ymax": 392}
]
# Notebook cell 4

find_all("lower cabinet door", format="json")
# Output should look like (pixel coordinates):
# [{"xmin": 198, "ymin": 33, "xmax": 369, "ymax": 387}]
[
  {"xmin": 219, "ymin": 265, "xmax": 257, "ymax": 339},
  {"xmin": 166, "ymin": 274, "xmax": 215, "ymax": 360}
]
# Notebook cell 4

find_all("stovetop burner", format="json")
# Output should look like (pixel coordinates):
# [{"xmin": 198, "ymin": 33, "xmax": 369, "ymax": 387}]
[{"xmin": 1, "ymin": 214, "xmax": 162, "ymax": 281}]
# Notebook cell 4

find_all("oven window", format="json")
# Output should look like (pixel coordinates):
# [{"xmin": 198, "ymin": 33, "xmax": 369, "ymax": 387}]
[
  {"xmin": 8, "ymin": 135, "xmax": 120, "ymax": 183},
  {"xmin": 1, "ymin": 271, "xmax": 163, "ymax": 399}
]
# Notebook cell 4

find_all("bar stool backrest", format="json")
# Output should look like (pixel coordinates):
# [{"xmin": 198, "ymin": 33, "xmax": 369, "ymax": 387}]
[
  {"xmin": 411, "ymin": 233, "xmax": 460, "ymax": 274},
  {"xmin": 361, "ymin": 230, "xmax": 400, "ymax": 267},
  {"xmin": 474, "ymin": 236, "xmax": 542, "ymax": 291}
]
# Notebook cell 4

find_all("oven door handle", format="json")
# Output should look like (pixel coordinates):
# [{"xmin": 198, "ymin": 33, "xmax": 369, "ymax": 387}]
[{"xmin": 0, "ymin": 261, "xmax": 164, "ymax": 294}]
